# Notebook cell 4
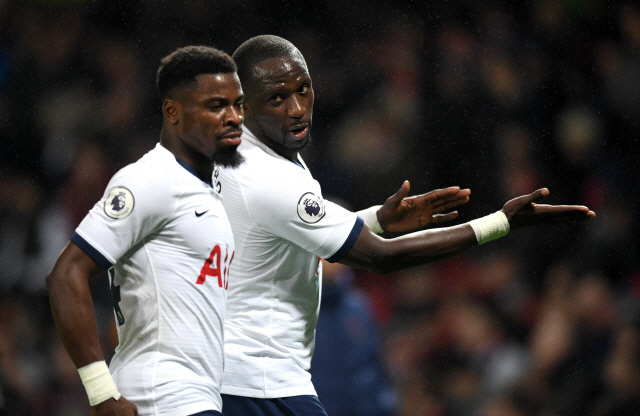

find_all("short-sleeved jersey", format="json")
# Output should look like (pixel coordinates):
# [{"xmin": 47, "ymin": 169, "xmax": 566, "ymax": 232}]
[
  {"xmin": 72, "ymin": 144, "xmax": 234, "ymax": 416},
  {"xmin": 216, "ymin": 127, "xmax": 363, "ymax": 398}
]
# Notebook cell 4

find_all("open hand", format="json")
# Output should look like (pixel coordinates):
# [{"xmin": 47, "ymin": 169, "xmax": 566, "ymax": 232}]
[
  {"xmin": 502, "ymin": 188, "xmax": 596, "ymax": 230},
  {"xmin": 378, "ymin": 181, "xmax": 471, "ymax": 233}
]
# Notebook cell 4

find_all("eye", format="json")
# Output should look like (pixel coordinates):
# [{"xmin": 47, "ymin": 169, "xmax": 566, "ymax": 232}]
[
  {"xmin": 269, "ymin": 94, "xmax": 284, "ymax": 102},
  {"xmin": 299, "ymin": 85, "xmax": 309, "ymax": 94}
]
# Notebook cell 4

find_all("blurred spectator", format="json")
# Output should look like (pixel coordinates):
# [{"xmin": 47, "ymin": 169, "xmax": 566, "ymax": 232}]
[
  {"xmin": 311, "ymin": 260, "xmax": 396, "ymax": 416},
  {"xmin": 1, "ymin": 1, "xmax": 638, "ymax": 415}
]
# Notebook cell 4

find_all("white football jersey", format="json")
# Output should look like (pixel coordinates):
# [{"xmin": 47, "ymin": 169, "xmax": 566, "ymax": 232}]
[
  {"xmin": 216, "ymin": 127, "xmax": 363, "ymax": 398},
  {"xmin": 72, "ymin": 143, "xmax": 234, "ymax": 416}
]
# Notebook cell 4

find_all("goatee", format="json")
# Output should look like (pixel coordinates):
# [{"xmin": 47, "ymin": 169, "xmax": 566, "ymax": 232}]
[{"xmin": 213, "ymin": 146, "xmax": 244, "ymax": 168}]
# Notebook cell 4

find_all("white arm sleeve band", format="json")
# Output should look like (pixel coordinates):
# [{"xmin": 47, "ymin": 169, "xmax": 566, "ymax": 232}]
[
  {"xmin": 77, "ymin": 360, "xmax": 121, "ymax": 406},
  {"xmin": 468, "ymin": 211, "xmax": 510, "ymax": 245},
  {"xmin": 356, "ymin": 205, "xmax": 384, "ymax": 234}
]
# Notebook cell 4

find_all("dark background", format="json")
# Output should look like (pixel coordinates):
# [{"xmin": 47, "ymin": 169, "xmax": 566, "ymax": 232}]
[{"xmin": 0, "ymin": 1, "xmax": 638, "ymax": 415}]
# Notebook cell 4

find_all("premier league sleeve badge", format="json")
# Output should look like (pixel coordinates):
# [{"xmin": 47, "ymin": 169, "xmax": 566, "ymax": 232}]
[
  {"xmin": 297, "ymin": 192, "xmax": 326, "ymax": 224},
  {"xmin": 104, "ymin": 187, "xmax": 135, "ymax": 219}
]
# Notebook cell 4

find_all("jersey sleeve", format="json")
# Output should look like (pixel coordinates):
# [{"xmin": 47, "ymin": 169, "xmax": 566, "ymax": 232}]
[
  {"xmin": 245, "ymin": 175, "xmax": 362, "ymax": 263},
  {"xmin": 72, "ymin": 166, "xmax": 177, "ymax": 269}
]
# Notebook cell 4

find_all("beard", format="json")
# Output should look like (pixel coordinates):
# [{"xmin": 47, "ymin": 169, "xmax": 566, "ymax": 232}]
[{"xmin": 213, "ymin": 145, "xmax": 245, "ymax": 168}]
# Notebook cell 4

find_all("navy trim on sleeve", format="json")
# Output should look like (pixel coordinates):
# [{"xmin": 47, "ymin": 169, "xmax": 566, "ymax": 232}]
[
  {"xmin": 325, "ymin": 216, "xmax": 364, "ymax": 263},
  {"xmin": 70, "ymin": 232, "xmax": 113, "ymax": 270}
]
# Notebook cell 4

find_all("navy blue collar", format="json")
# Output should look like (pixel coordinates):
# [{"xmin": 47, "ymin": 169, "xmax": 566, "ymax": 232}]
[
  {"xmin": 175, "ymin": 157, "xmax": 212, "ymax": 187},
  {"xmin": 286, "ymin": 157, "xmax": 305, "ymax": 169}
]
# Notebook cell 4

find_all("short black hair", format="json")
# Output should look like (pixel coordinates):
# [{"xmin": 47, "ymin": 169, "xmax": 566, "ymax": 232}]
[
  {"xmin": 232, "ymin": 35, "xmax": 301, "ymax": 90},
  {"xmin": 156, "ymin": 45, "xmax": 237, "ymax": 100}
]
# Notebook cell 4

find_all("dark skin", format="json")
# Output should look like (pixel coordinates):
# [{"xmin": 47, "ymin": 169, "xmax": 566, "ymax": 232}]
[
  {"xmin": 162, "ymin": 73, "xmax": 244, "ymax": 179},
  {"xmin": 243, "ymin": 53, "xmax": 474, "ymax": 231},
  {"xmin": 47, "ymin": 244, "xmax": 139, "ymax": 416},
  {"xmin": 46, "ymin": 72, "xmax": 244, "ymax": 416},
  {"xmin": 243, "ymin": 51, "xmax": 313, "ymax": 162},
  {"xmin": 242, "ymin": 51, "xmax": 595, "ymax": 274},
  {"xmin": 376, "ymin": 181, "xmax": 471, "ymax": 233}
]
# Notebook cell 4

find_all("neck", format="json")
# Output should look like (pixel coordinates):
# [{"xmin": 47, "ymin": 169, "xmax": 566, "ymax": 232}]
[
  {"xmin": 160, "ymin": 129, "xmax": 213, "ymax": 181},
  {"xmin": 245, "ymin": 122, "xmax": 300, "ymax": 162}
]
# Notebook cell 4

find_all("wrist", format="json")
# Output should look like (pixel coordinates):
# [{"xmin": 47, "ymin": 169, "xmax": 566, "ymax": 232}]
[
  {"xmin": 357, "ymin": 205, "xmax": 384, "ymax": 234},
  {"xmin": 77, "ymin": 360, "xmax": 121, "ymax": 406},
  {"xmin": 468, "ymin": 211, "xmax": 510, "ymax": 245}
]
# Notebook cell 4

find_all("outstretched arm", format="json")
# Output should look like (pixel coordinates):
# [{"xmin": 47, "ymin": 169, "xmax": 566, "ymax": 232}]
[
  {"xmin": 341, "ymin": 188, "xmax": 595, "ymax": 274},
  {"xmin": 47, "ymin": 242, "xmax": 138, "ymax": 416},
  {"xmin": 358, "ymin": 181, "xmax": 471, "ymax": 234}
]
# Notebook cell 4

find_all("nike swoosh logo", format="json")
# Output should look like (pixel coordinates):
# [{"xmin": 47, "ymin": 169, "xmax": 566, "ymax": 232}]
[{"xmin": 195, "ymin": 210, "xmax": 209, "ymax": 217}]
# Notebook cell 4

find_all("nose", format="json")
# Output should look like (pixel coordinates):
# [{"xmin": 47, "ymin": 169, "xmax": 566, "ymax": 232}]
[
  {"xmin": 286, "ymin": 95, "xmax": 305, "ymax": 118},
  {"xmin": 225, "ymin": 106, "xmax": 244, "ymax": 126}
]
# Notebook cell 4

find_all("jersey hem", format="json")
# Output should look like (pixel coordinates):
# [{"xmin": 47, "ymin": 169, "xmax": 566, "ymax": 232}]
[
  {"xmin": 156, "ymin": 402, "xmax": 220, "ymax": 416},
  {"xmin": 220, "ymin": 384, "xmax": 317, "ymax": 399}
]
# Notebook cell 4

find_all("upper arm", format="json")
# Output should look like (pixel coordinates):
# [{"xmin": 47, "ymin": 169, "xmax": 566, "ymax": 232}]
[
  {"xmin": 247, "ymin": 176, "xmax": 359, "ymax": 259},
  {"xmin": 73, "ymin": 166, "xmax": 175, "ymax": 266},
  {"xmin": 46, "ymin": 241, "xmax": 108, "ymax": 368},
  {"xmin": 46, "ymin": 241, "xmax": 102, "ymax": 290}
]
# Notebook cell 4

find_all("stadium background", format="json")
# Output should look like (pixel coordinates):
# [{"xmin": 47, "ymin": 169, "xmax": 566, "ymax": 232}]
[{"xmin": 0, "ymin": 0, "xmax": 639, "ymax": 415}]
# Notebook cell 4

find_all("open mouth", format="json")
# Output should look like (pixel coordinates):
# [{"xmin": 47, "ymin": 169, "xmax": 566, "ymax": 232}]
[{"xmin": 289, "ymin": 125, "xmax": 309, "ymax": 139}]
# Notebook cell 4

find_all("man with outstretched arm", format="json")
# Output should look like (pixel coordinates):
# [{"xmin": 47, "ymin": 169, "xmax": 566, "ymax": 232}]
[
  {"xmin": 46, "ymin": 45, "xmax": 244, "ymax": 416},
  {"xmin": 216, "ymin": 35, "xmax": 595, "ymax": 416}
]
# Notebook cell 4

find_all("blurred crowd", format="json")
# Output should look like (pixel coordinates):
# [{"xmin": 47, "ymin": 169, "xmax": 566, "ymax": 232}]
[{"xmin": 0, "ymin": 0, "xmax": 638, "ymax": 415}]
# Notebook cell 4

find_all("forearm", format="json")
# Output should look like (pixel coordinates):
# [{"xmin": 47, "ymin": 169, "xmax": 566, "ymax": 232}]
[
  {"xmin": 342, "ymin": 211, "xmax": 510, "ymax": 274},
  {"xmin": 386, "ymin": 223, "xmax": 479, "ymax": 268},
  {"xmin": 341, "ymin": 223, "xmax": 478, "ymax": 274},
  {"xmin": 47, "ymin": 267, "xmax": 104, "ymax": 367},
  {"xmin": 47, "ymin": 244, "xmax": 124, "ymax": 407},
  {"xmin": 46, "ymin": 243, "xmax": 105, "ymax": 368}
]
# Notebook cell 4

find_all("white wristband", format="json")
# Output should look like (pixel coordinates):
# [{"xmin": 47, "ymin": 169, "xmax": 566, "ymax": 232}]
[
  {"xmin": 77, "ymin": 360, "xmax": 121, "ymax": 406},
  {"xmin": 468, "ymin": 211, "xmax": 510, "ymax": 245},
  {"xmin": 357, "ymin": 205, "xmax": 384, "ymax": 234}
]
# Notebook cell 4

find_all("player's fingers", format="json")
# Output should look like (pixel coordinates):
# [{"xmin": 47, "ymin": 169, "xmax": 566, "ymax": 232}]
[
  {"xmin": 431, "ymin": 211, "xmax": 459, "ymax": 223},
  {"xmin": 425, "ymin": 186, "xmax": 464, "ymax": 205},
  {"xmin": 550, "ymin": 211, "xmax": 594, "ymax": 224},
  {"xmin": 534, "ymin": 204, "xmax": 595, "ymax": 223},
  {"xmin": 525, "ymin": 188, "xmax": 550, "ymax": 204},
  {"xmin": 434, "ymin": 196, "xmax": 470, "ymax": 213},
  {"xmin": 534, "ymin": 204, "xmax": 590, "ymax": 214},
  {"xmin": 431, "ymin": 189, "xmax": 470, "ymax": 209},
  {"xmin": 432, "ymin": 193, "xmax": 470, "ymax": 211},
  {"xmin": 445, "ymin": 190, "xmax": 471, "ymax": 205},
  {"xmin": 388, "ymin": 180, "xmax": 411, "ymax": 206}
]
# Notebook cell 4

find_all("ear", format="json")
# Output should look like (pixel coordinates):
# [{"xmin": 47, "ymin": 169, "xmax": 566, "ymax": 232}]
[{"xmin": 163, "ymin": 99, "xmax": 181, "ymax": 125}]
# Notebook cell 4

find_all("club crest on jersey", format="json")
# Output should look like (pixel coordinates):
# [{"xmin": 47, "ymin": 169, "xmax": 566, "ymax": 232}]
[
  {"xmin": 297, "ymin": 192, "xmax": 325, "ymax": 224},
  {"xmin": 104, "ymin": 187, "xmax": 134, "ymax": 219}
]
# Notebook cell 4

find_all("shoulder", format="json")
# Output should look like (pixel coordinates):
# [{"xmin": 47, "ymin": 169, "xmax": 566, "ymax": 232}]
[
  {"xmin": 105, "ymin": 146, "xmax": 185, "ymax": 212},
  {"xmin": 222, "ymin": 146, "xmax": 312, "ymax": 195},
  {"xmin": 117, "ymin": 145, "xmax": 183, "ymax": 186}
]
